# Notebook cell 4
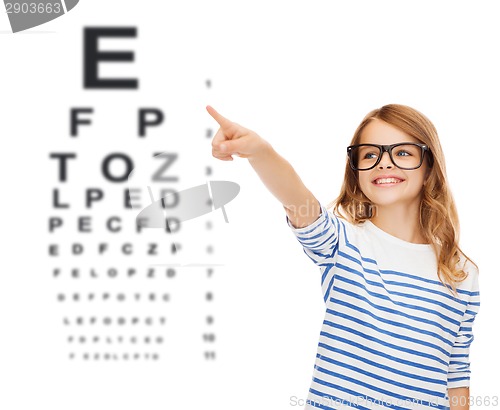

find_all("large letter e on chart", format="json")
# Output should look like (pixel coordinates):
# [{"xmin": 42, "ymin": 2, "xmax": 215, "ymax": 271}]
[{"xmin": 84, "ymin": 27, "xmax": 138, "ymax": 89}]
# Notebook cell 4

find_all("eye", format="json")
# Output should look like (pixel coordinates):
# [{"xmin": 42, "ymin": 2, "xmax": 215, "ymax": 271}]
[
  {"xmin": 364, "ymin": 152, "xmax": 378, "ymax": 159},
  {"xmin": 395, "ymin": 149, "xmax": 412, "ymax": 157}
]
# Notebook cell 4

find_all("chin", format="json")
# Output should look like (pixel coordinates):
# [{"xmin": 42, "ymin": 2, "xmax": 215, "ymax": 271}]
[{"xmin": 364, "ymin": 192, "xmax": 414, "ymax": 208}]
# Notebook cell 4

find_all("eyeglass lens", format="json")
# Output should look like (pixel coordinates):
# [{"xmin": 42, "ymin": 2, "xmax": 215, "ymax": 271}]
[{"xmin": 351, "ymin": 144, "xmax": 423, "ymax": 170}]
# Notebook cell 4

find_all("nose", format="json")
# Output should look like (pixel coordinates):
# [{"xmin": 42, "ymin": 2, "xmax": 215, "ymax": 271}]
[{"xmin": 378, "ymin": 151, "xmax": 393, "ymax": 169}]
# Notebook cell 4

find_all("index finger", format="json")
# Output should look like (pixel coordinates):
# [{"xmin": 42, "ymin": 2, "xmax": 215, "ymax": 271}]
[{"xmin": 206, "ymin": 105, "xmax": 232, "ymax": 128}]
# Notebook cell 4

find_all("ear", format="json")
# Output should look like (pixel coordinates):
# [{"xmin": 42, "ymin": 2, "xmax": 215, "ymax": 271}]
[{"xmin": 423, "ymin": 155, "xmax": 433, "ymax": 185}]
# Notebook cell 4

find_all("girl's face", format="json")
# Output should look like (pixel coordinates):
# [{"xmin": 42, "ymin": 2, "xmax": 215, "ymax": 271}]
[{"xmin": 356, "ymin": 119, "xmax": 429, "ymax": 212}]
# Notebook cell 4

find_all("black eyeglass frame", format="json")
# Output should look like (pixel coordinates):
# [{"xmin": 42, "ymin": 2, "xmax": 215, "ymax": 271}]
[{"xmin": 347, "ymin": 142, "xmax": 431, "ymax": 171}]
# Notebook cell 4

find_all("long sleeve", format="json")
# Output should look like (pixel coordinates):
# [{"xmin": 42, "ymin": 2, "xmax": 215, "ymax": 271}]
[
  {"xmin": 286, "ymin": 203, "xmax": 341, "ymax": 303},
  {"xmin": 447, "ymin": 269, "xmax": 480, "ymax": 389}
]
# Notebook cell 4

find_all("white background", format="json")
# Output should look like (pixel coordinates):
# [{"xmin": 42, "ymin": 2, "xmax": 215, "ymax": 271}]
[{"xmin": 0, "ymin": 1, "xmax": 498, "ymax": 409}]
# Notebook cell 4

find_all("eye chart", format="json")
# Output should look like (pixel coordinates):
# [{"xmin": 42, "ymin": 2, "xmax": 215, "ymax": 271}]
[{"xmin": 48, "ymin": 31, "xmax": 231, "ymax": 361}]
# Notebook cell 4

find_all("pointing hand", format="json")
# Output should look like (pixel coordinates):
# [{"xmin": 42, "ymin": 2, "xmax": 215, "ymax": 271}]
[{"xmin": 206, "ymin": 105, "xmax": 269, "ymax": 161}]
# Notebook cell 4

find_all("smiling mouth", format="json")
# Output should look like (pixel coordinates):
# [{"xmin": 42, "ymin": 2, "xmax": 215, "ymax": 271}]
[{"xmin": 373, "ymin": 177, "xmax": 404, "ymax": 185}]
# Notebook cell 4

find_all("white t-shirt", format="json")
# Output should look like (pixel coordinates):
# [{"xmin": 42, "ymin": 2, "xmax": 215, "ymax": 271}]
[{"xmin": 286, "ymin": 203, "xmax": 480, "ymax": 410}]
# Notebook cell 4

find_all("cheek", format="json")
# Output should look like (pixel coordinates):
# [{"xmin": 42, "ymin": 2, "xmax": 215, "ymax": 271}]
[
  {"xmin": 409, "ymin": 170, "xmax": 427, "ymax": 190},
  {"xmin": 357, "ymin": 174, "xmax": 372, "ymax": 193}
]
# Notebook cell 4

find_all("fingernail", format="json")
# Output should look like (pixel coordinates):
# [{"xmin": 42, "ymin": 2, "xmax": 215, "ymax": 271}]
[{"xmin": 220, "ymin": 144, "xmax": 227, "ymax": 152}]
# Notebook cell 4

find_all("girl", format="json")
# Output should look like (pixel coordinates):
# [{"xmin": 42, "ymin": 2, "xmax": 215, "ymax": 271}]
[{"xmin": 206, "ymin": 104, "xmax": 480, "ymax": 410}]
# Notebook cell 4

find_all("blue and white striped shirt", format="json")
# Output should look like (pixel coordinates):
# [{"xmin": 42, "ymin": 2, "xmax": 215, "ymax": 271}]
[{"xmin": 287, "ymin": 203, "xmax": 480, "ymax": 410}]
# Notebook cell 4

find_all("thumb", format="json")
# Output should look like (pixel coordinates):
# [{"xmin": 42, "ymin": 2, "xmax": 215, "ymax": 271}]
[{"xmin": 219, "ymin": 137, "xmax": 246, "ymax": 155}]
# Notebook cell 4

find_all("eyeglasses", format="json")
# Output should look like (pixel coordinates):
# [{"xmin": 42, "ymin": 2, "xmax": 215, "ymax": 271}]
[{"xmin": 347, "ymin": 143, "xmax": 430, "ymax": 171}]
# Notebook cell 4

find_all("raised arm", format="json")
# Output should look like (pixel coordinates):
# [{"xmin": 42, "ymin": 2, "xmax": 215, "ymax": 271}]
[{"xmin": 206, "ymin": 105, "xmax": 320, "ymax": 228}]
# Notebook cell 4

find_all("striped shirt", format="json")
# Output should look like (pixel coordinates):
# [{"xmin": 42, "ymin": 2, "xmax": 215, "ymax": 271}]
[{"xmin": 286, "ymin": 203, "xmax": 480, "ymax": 410}]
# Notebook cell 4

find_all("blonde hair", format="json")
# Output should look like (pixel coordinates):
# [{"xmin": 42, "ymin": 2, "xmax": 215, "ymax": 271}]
[{"xmin": 328, "ymin": 104, "xmax": 477, "ymax": 296}]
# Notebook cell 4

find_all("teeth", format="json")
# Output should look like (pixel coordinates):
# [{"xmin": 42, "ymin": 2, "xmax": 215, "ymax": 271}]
[{"xmin": 375, "ymin": 178, "xmax": 402, "ymax": 184}]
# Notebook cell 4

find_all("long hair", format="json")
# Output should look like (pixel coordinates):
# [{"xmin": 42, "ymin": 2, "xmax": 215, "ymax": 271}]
[{"xmin": 328, "ymin": 104, "xmax": 477, "ymax": 296}]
